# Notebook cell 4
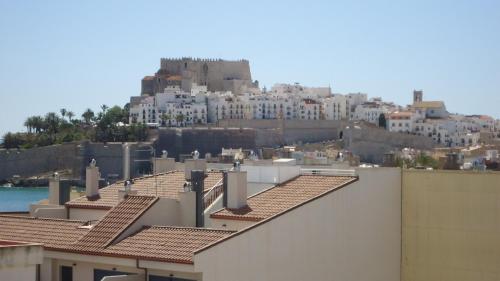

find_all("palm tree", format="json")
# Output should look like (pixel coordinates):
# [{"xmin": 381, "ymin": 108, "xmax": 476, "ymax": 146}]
[
  {"xmin": 60, "ymin": 108, "xmax": 67, "ymax": 120},
  {"xmin": 31, "ymin": 116, "xmax": 44, "ymax": 133},
  {"xmin": 175, "ymin": 113, "xmax": 184, "ymax": 127},
  {"xmin": 101, "ymin": 104, "xmax": 108, "ymax": 114},
  {"xmin": 24, "ymin": 117, "xmax": 34, "ymax": 133},
  {"xmin": 82, "ymin": 109, "xmax": 95, "ymax": 125},
  {"xmin": 160, "ymin": 113, "xmax": 171, "ymax": 127},
  {"xmin": 66, "ymin": 111, "xmax": 74, "ymax": 121}
]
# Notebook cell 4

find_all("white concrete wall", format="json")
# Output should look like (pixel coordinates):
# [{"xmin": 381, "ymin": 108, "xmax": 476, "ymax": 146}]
[
  {"xmin": 242, "ymin": 165, "xmax": 300, "ymax": 184},
  {"xmin": 0, "ymin": 265, "xmax": 37, "ymax": 281},
  {"xmin": 33, "ymin": 206, "xmax": 67, "ymax": 219},
  {"xmin": 69, "ymin": 208, "xmax": 109, "ymax": 221},
  {"xmin": 115, "ymin": 198, "xmax": 180, "ymax": 242},
  {"xmin": 194, "ymin": 168, "xmax": 401, "ymax": 281},
  {"xmin": 43, "ymin": 252, "xmax": 200, "ymax": 281},
  {"xmin": 0, "ymin": 243, "xmax": 43, "ymax": 281}
]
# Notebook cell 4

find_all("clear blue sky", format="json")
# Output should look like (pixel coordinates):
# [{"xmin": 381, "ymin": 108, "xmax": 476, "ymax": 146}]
[{"xmin": 1, "ymin": 0, "xmax": 499, "ymax": 136}]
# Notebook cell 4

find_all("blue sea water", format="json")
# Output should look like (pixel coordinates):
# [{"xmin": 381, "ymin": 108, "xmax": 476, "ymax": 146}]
[{"xmin": 0, "ymin": 186, "xmax": 48, "ymax": 212}]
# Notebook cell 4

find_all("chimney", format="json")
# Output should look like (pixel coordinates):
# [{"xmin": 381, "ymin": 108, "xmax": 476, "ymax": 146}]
[
  {"xmin": 191, "ymin": 170, "xmax": 205, "ymax": 227},
  {"xmin": 153, "ymin": 150, "xmax": 176, "ymax": 174},
  {"xmin": 48, "ymin": 173, "xmax": 60, "ymax": 205},
  {"xmin": 123, "ymin": 143, "xmax": 130, "ymax": 180},
  {"xmin": 86, "ymin": 159, "xmax": 100, "ymax": 199},
  {"xmin": 184, "ymin": 158, "xmax": 207, "ymax": 180},
  {"xmin": 223, "ymin": 170, "xmax": 247, "ymax": 209}
]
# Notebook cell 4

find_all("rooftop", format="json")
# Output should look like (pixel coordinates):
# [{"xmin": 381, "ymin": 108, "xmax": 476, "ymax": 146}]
[
  {"xmin": 211, "ymin": 175, "xmax": 357, "ymax": 222},
  {"xmin": 412, "ymin": 101, "xmax": 445, "ymax": 109},
  {"xmin": 103, "ymin": 226, "xmax": 234, "ymax": 264},
  {"xmin": 66, "ymin": 171, "xmax": 222, "ymax": 210},
  {"xmin": 0, "ymin": 215, "xmax": 89, "ymax": 250},
  {"xmin": 69, "ymin": 195, "xmax": 158, "ymax": 252},
  {"xmin": 0, "ymin": 196, "xmax": 234, "ymax": 264}
]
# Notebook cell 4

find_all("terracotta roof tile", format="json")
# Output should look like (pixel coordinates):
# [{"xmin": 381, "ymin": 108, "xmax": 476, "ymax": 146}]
[
  {"xmin": 69, "ymin": 195, "xmax": 158, "ymax": 252},
  {"xmin": 211, "ymin": 175, "xmax": 357, "ymax": 221},
  {"xmin": 0, "ymin": 216, "xmax": 88, "ymax": 249},
  {"xmin": 412, "ymin": 101, "xmax": 445, "ymax": 109},
  {"xmin": 104, "ymin": 226, "xmax": 234, "ymax": 264},
  {"xmin": 66, "ymin": 171, "xmax": 222, "ymax": 210}
]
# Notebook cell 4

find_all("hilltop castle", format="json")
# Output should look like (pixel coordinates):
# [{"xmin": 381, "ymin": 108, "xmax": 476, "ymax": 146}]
[{"xmin": 141, "ymin": 57, "xmax": 259, "ymax": 95}]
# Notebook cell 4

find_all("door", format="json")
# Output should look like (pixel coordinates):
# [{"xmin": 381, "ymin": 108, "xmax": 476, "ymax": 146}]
[{"xmin": 60, "ymin": 266, "xmax": 73, "ymax": 281}]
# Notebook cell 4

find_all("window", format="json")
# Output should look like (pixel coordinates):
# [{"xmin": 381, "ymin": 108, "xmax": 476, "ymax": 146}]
[
  {"xmin": 94, "ymin": 269, "xmax": 129, "ymax": 281},
  {"xmin": 60, "ymin": 266, "xmax": 73, "ymax": 281}
]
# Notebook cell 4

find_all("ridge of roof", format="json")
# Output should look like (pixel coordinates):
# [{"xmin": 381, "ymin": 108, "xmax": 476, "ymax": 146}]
[
  {"xmin": 145, "ymin": 225, "xmax": 236, "ymax": 234},
  {"xmin": 0, "ymin": 214, "xmax": 86, "ymax": 224},
  {"xmin": 69, "ymin": 195, "xmax": 158, "ymax": 251}
]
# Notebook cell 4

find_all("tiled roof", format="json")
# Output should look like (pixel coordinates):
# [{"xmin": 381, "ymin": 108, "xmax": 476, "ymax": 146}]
[
  {"xmin": 412, "ymin": 101, "xmax": 445, "ymax": 109},
  {"xmin": 211, "ymin": 175, "xmax": 357, "ymax": 221},
  {"xmin": 69, "ymin": 195, "xmax": 158, "ymax": 252},
  {"xmin": 0, "ymin": 215, "xmax": 88, "ymax": 249},
  {"xmin": 0, "ymin": 197, "xmax": 233, "ymax": 264},
  {"xmin": 66, "ymin": 171, "xmax": 222, "ymax": 209},
  {"xmin": 104, "ymin": 226, "xmax": 234, "ymax": 264}
]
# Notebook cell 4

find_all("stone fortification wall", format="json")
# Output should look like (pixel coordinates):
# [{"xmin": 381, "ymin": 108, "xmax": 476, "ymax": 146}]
[
  {"xmin": 0, "ymin": 143, "xmax": 79, "ymax": 182},
  {"xmin": 155, "ymin": 128, "xmax": 257, "ymax": 160},
  {"xmin": 143, "ymin": 58, "xmax": 255, "ymax": 95},
  {"xmin": 0, "ymin": 142, "xmax": 152, "ymax": 182},
  {"xmin": 345, "ymin": 126, "xmax": 435, "ymax": 163},
  {"xmin": 217, "ymin": 119, "xmax": 344, "ymax": 145}
]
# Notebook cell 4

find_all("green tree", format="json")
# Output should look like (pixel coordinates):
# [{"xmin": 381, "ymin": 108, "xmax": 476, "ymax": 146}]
[
  {"xmin": 66, "ymin": 111, "xmax": 74, "ymax": 121},
  {"xmin": 60, "ymin": 108, "xmax": 67, "ymax": 120},
  {"xmin": 82, "ymin": 109, "xmax": 95, "ymax": 125},
  {"xmin": 378, "ymin": 113, "xmax": 387, "ymax": 129},
  {"xmin": 160, "ymin": 113, "xmax": 171, "ymax": 127},
  {"xmin": 24, "ymin": 117, "xmax": 35, "ymax": 133},
  {"xmin": 175, "ymin": 113, "xmax": 185, "ymax": 127}
]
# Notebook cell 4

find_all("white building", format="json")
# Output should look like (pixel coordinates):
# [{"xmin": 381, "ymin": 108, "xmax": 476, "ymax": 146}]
[
  {"xmin": 0, "ymin": 159, "xmax": 402, "ymax": 281},
  {"xmin": 130, "ymin": 85, "xmax": 208, "ymax": 127},
  {"xmin": 323, "ymin": 94, "xmax": 348, "ymax": 120},
  {"xmin": 346, "ymin": 93, "xmax": 368, "ymax": 120}
]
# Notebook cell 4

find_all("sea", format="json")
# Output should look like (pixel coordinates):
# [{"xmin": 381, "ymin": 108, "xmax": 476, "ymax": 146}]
[{"xmin": 0, "ymin": 186, "xmax": 48, "ymax": 212}]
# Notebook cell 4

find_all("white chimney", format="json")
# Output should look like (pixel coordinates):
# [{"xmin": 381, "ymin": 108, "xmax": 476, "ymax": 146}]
[
  {"xmin": 184, "ymin": 159, "xmax": 207, "ymax": 180},
  {"xmin": 153, "ymin": 151, "xmax": 176, "ymax": 174},
  {"xmin": 86, "ymin": 160, "xmax": 100, "ymax": 199},
  {"xmin": 48, "ymin": 173, "xmax": 60, "ymax": 205},
  {"xmin": 226, "ymin": 170, "xmax": 247, "ymax": 209}
]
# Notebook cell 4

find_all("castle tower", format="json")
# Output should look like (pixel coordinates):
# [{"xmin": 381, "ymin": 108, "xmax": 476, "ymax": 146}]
[{"xmin": 413, "ymin": 90, "xmax": 423, "ymax": 103}]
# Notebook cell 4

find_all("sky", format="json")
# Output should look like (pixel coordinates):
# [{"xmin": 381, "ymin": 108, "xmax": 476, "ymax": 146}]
[{"xmin": 1, "ymin": 0, "xmax": 499, "ymax": 137}]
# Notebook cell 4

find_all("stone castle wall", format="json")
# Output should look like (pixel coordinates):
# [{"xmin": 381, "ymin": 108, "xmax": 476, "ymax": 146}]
[{"xmin": 142, "ymin": 58, "xmax": 255, "ymax": 95}]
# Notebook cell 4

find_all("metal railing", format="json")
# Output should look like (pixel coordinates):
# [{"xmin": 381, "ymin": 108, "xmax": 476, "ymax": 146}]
[
  {"xmin": 300, "ymin": 168, "xmax": 357, "ymax": 177},
  {"xmin": 203, "ymin": 178, "xmax": 224, "ymax": 209}
]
